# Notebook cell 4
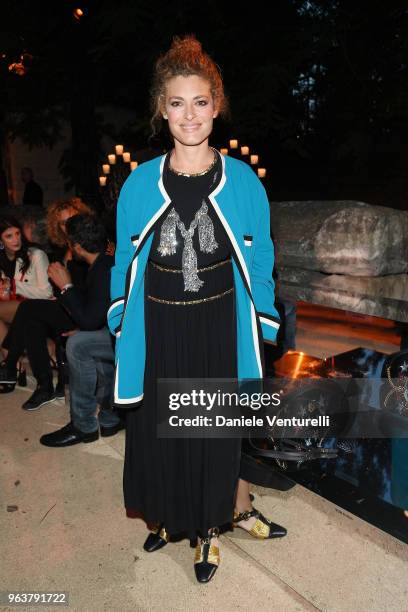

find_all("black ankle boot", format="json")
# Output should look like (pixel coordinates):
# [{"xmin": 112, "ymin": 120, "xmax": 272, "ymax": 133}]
[
  {"xmin": 143, "ymin": 524, "xmax": 169, "ymax": 552},
  {"xmin": 194, "ymin": 527, "xmax": 220, "ymax": 583}
]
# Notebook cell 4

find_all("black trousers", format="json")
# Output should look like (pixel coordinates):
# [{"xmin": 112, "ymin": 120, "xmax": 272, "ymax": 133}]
[{"xmin": 4, "ymin": 300, "xmax": 75, "ymax": 389}]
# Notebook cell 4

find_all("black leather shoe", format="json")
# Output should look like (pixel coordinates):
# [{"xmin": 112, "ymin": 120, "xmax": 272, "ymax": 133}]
[
  {"xmin": 40, "ymin": 422, "xmax": 99, "ymax": 447},
  {"xmin": 143, "ymin": 524, "xmax": 169, "ymax": 552},
  {"xmin": 194, "ymin": 527, "xmax": 220, "ymax": 583},
  {"xmin": 22, "ymin": 387, "xmax": 58, "ymax": 411},
  {"xmin": 100, "ymin": 421, "xmax": 125, "ymax": 437},
  {"xmin": 0, "ymin": 383, "xmax": 16, "ymax": 394},
  {"xmin": 233, "ymin": 508, "xmax": 287, "ymax": 539}
]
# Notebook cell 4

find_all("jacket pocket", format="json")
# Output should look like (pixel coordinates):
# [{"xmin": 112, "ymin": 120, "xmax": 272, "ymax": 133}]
[
  {"xmin": 114, "ymin": 323, "xmax": 122, "ymax": 338},
  {"xmin": 130, "ymin": 234, "xmax": 140, "ymax": 248}
]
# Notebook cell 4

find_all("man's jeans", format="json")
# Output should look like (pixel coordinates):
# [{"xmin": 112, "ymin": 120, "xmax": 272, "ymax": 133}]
[{"xmin": 66, "ymin": 328, "xmax": 120, "ymax": 433}]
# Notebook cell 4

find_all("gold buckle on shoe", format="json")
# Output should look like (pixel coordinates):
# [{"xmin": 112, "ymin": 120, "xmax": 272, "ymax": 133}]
[{"xmin": 152, "ymin": 524, "xmax": 169, "ymax": 542}]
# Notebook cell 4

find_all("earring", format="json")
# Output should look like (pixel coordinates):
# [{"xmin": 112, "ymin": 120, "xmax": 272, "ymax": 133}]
[{"xmin": 0, "ymin": 243, "xmax": 4, "ymax": 250}]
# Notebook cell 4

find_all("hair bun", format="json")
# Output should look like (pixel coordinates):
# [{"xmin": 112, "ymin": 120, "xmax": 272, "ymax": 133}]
[{"xmin": 170, "ymin": 35, "xmax": 202, "ymax": 55}]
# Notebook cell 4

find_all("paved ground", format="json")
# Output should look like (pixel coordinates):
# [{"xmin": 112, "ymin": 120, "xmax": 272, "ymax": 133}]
[
  {"xmin": 0, "ymin": 307, "xmax": 406, "ymax": 612},
  {"xmin": 2, "ymin": 384, "xmax": 407, "ymax": 612}
]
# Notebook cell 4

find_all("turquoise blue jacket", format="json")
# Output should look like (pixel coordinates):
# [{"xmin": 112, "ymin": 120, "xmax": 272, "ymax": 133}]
[{"xmin": 108, "ymin": 152, "xmax": 281, "ymax": 408}]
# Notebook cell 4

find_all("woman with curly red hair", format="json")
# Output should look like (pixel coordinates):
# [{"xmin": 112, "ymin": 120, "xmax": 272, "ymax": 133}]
[
  {"xmin": 110, "ymin": 36, "xmax": 285, "ymax": 583},
  {"xmin": 46, "ymin": 197, "xmax": 92, "ymax": 263}
]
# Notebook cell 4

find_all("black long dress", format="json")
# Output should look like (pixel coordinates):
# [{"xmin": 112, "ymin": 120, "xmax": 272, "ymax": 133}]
[{"xmin": 123, "ymin": 151, "xmax": 242, "ymax": 539}]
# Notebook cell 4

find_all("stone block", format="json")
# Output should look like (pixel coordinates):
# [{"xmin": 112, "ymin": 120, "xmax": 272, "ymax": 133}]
[{"xmin": 270, "ymin": 201, "xmax": 408, "ymax": 276}]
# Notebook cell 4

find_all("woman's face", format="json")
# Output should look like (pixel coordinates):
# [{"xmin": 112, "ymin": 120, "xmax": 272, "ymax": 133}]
[
  {"xmin": 162, "ymin": 75, "xmax": 218, "ymax": 147},
  {"xmin": 22, "ymin": 221, "xmax": 34, "ymax": 243},
  {"xmin": 58, "ymin": 207, "xmax": 77, "ymax": 235},
  {"xmin": 1, "ymin": 226, "xmax": 22, "ymax": 255}
]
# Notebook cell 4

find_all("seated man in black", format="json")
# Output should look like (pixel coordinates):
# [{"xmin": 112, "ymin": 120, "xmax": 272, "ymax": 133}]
[
  {"xmin": 0, "ymin": 216, "xmax": 121, "ymax": 437},
  {"xmin": 40, "ymin": 214, "xmax": 123, "ymax": 445}
]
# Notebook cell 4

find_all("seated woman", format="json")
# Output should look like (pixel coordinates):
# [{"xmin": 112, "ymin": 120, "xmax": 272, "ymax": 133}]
[
  {"xmin": 21, "ymin": 206, "xmax": 52, "ymax": 255},
  {"xmin": 0, "ymin": 216, "xmax": 53, "ymax": 358},
  {"xmin": 0, "ymin": 199, "xmax": 93, "ymax": 386}
]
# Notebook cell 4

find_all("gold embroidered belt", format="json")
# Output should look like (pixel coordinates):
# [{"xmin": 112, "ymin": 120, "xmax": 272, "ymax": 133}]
[
  {"xmin": 147, "ymin": 287, "xmax": 234, "ymax": 306},
  {"xmin": 149, "ymin": 257, "xmax": 231, "ymax": 274}
]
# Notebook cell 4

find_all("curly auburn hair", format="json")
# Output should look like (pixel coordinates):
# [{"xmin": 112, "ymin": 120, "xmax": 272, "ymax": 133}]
[
  {"xmin": 150, "ymin": 35, "xmax": 229, "ymax": 136},
  {"xmin": 46, "ymin": 197, "xmax": 92, "ymax": 247}
]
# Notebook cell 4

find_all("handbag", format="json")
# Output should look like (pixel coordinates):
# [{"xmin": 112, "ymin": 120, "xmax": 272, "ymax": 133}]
[
  {"xmin": 0, "ymin": 277, "xmax": 12, "ymax": 301},
  {"xmin": 0, "ymin": 273, "xmax": 26, "ymax": 302},
  {"xmin": 246, "ymin": 377, "xmax": 352, "ymax": 471}
]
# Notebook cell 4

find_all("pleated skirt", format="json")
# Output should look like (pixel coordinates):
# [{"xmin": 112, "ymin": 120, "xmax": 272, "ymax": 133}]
[{"xmin": 123, "ymin": 258, "xmax": 241, "ymax": 539}]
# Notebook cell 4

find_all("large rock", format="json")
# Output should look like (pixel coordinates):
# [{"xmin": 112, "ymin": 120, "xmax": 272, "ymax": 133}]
[
  {"xmin": 270, "ymin": 201, "xmax": 408, "ymax": 276},
  {"xmin": 276, "ymin": 266, "xmax": 408, "ymax": 322}
]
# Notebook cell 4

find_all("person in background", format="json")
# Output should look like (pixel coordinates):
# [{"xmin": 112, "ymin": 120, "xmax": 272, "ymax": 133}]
[
  {"xmin": 0, "ymin": 199, "xmax": 92, "ymax": 397},
  {"xmin": 21, "ymin": 206, "xmax": 51, "ymax": 255},
  {"xmin": 47, "ymin": 197, "xmax": 115, "ymax": 263},
  {"xmin": 46, "ymin": 197, "xmax": 92, "ymax": 282},
  {"xmin": 40, "ymin": 214, "xmax": 123, "ymax": 446},
  {"xmin": 0, "ymin": 216, "xmax": 53, "ymax": 360},
  {"xmin": 0, "ymin": 214, "xmax": 115, "ymax": 412},
  {"xmin": 21, "ymin": 167, "xmax": 43, "ymax": 207}
]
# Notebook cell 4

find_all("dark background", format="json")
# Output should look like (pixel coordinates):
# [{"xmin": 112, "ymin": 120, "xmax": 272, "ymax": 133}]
[{"xmin": 0, "ymin": 0, "xmax": 407, "ymax": 209}]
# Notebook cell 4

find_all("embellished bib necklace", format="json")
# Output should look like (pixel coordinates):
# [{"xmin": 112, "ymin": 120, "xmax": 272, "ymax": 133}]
[
  {"xmin": 168, "ymin": 149, "xmax": 218, "ymax": 178},
  {"xmin": 157, "ymin": 200, "xmax": 219, "ymax": 292}
]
